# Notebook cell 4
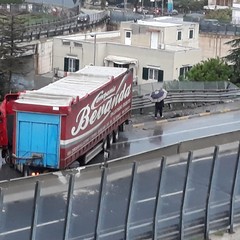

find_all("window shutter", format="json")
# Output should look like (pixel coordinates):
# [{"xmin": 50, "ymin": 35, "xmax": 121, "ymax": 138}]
[
  {"xmin": 142, "ymin": 67, "xmax": 148, "ymax": 80},
  {"xmin": 64, "ymin": 58, "xmax": 69, "ymax": 72},
  {"xmin": 158, "ymin": 70, "xmax": 164, "ymax": 82},
  {"xmin": 180, "ymin": 67, "xmax": 184, "ymax": 76},
  {"xmin": 75, "ymin": 59, "xmax": 79, "ymax": 71}
]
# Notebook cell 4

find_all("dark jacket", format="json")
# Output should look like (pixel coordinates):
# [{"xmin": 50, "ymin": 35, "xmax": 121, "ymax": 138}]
[{"xmin": 155, "ymin": 100, "xmax": 164, "ymax": 108}]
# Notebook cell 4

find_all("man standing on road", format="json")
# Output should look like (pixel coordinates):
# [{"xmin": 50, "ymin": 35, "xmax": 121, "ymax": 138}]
[{"xmin": 155, "ymin": 100, "xmax": 164, "ymax": 120}]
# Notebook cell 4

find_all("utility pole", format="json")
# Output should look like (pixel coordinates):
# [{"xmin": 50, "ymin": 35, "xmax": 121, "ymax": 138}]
[
  {"xmin": 124, "ymin": 0, "xmax": 127, "ymax": 12},
  {"xmin": 161, "ymin": 0, "xmax": 164, "ymax": 15}
]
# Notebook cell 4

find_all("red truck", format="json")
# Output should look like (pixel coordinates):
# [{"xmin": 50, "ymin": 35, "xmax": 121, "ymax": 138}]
[{"xmin": 0, "ymin": 66, "xmax": 133, "ymax": 176}]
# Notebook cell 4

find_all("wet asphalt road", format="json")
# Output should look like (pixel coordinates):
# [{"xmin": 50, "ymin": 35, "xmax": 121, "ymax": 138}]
[{"xmin": 1, "ymin": 109, "xmax": 240, "ymax": 181}]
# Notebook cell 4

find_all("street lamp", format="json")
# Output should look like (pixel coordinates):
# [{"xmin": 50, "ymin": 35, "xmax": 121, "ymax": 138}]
[{"xmin": 90, "ymin": 33, "xmax": 97, "ymax": 66}]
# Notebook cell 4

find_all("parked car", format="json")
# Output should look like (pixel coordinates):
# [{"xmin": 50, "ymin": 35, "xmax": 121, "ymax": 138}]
[
  {"xmin": 164, "ymin": 9, "xmax": 179, "ymax": 16},
  {"xmin": 136, "ymin": 6, "xmax": 149, "ymax": 14},
  {"xmin": 77, "ymin": 13, "xmax": 90, "ymax": 24}
]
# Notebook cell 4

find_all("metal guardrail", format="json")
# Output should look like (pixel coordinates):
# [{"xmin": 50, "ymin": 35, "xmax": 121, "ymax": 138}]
[
  {"xmin": 131, "ymin": 89, "xmax": 240, "ymax": 112},
  {"xmin": 1, "ymin": 131, "xmax": 240, "ymax": 239},
  {"xmin": 1, "ymin": 10, "xmax": 109, "ymax": 42},
  {"xmin": 20, "ymin": 11, "xmax": 109, "ymax": 41}
]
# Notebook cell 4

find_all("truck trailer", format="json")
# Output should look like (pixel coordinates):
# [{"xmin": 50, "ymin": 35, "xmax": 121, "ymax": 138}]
[{"xmin": 0, "ymin": 66, "xmax": 133, "ymax": 175}]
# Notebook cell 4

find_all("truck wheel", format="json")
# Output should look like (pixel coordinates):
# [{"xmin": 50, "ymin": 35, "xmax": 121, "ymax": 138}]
[
  {"xmin": 119, "ymin": 123, "xmax": 126, "ymax": 132},
  {"xmin": 107, "ymin": 134, "xmax": 113, "ymax": 148},
  {"xmin": 23, "ymin": 165, "xmax": 30, "ymax": 177},
  {"xmin": 4, "ymin": 150, "xmax": 13, "ymax": 167},
  {"xmin": 113, "ymin": 129, "xmax": 119, "ymax": 142},
  {"xmin": 103, "ymin": 139, "xmax": 108, "ymax": 151}
]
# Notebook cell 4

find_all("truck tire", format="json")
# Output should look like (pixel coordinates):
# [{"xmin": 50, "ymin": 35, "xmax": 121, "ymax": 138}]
[
  {"xmin": 119, "ymin": 123, "xmax": 126, "ymax": 132},
  {"xmin": 113, "ymin": 129, "xmax": 119, "ymax": 142},
  {"xmin": 103, "ymin": 139, "xmax": 108, "ymax": 151},
  {"xmin": 4, "ymin": 149, "xmax": 13, "ymax": 167},
  {"xmin": 107, "ymin": 134, "xmax": 113, "ymax": 148},
  {"xmin": 23, "ymin": 165, "xmax": 30, "ymax": 177}
]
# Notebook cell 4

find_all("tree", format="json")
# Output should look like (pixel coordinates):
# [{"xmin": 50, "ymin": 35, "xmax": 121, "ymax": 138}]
[
  {"xmin": 205, "ymin": 9, "xmax": 232, "ymax": 23},
  {"xmin": 224, "ymin": 38, "xmax": 240, "ymax": 84},
  {"xmin": 0, "ymin": 12, "xmax": 32, "ymax": 99},
  {"xmin": 174, "ymin": 0, "xmax": 206, "ymax": 14},
  {"xmin": 185, "ymin": 57, "xmax": 233, "ymax": 81}
]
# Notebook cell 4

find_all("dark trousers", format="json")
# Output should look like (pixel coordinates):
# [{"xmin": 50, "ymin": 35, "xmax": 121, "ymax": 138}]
[{"xmin": 155, "ymin": 105, "xmax": 163, "ymax": 117}]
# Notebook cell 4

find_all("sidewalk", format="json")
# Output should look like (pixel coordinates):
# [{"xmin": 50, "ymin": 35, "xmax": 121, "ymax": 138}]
[{"xmin": 131, "ymin": 100, "xmax": 240, "ymax": 126}]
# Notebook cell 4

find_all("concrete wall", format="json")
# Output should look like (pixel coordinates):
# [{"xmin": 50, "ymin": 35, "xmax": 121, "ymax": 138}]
[
  {"xmin": 36, "ymin": 39, "xmax": 53, "ymax": 75},
  {"xmin": 199, "ymin": 33, "xmax": 236, "ymax": 60}
]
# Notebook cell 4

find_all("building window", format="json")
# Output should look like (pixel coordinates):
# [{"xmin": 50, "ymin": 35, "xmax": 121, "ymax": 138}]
[
  {"xmin": 64, "ymin": 57, "xmax": 79, "ymax": 72},
  {"xmin": 177, "ymin": 31, "xmax": 182, "ymax": 40},
  {"xmin": 142, "ymin": 67, "xmax": 164, "ymax": 82},
  {"xmin": 126, "ymin": 31, "xmax": 131, "ymax": 38},
  {"xmin": 62, "ymin": 40, "xmax": 70, "ymax": 46},
  {"xmin": 74, "ymin": 42, "xmax": 82, "ymax": 47},
  {"xmin": 179, "ymin": 66, "xmax": 192, "ymax": 79},
  {"xmin": 189, "ymin": 29, "xmax": 194, "ymax": 39}
]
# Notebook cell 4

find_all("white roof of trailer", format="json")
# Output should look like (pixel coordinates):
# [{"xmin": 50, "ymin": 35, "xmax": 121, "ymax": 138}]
[{"xmin": 16, "ymin": 66, "xmax": 127, "ymax": 107}]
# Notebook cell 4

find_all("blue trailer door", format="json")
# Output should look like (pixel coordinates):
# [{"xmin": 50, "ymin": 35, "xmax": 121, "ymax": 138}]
[{"xmin": 16, "ymin": 112, "xmax": 60, "ymax": 168}]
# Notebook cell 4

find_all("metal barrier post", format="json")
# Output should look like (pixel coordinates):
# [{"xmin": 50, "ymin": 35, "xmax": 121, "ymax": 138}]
[
  {"xmin": 180, "ymin": 151, "xmax": 193, "ymax": 240},
  {"xmin": 95, "ymin": 167, "xmax": 108, "ymax": 239},
  {"xmin": 229, "ymin": 142, "xmax": 240, "ymax": 234},
  {"xmin": 153, "ymin": 157, "xmax": 166, "ymax": 240},
  {"xmin": 125, "ymin": 162, "xmax": 137, "ymax": 240},
  {"xmin": 30, "ymin": 181, "xmax": 41, "ymax": 240},
  {"xmin": 63, "ymin": 174, "xmax": 75, "ymax": 240},
  {"xmin": 204, "ymin": 146, "xmax": 219, "ymax": 240}
]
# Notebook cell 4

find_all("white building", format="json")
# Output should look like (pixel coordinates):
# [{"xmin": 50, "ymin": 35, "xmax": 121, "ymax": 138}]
[{"xmin": 52, "ymin": 17, "xmax": 202, "ymax": 85}]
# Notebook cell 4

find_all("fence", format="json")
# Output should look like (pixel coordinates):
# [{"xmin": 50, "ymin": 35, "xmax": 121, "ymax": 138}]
[
  {"xmin": 134, "ymin": 81, "xmax": 238, "ymax": 96},
  {"xmin": 109, "ymin": 10, "xmax": 145, "ymax": 23},
  {"xmin": 0, "ymin": 2, "xmax": 109, "ymax": 42},
  {"xmin": 199, "ymin": 21, "xmax": 240, "ymax": 36},
  {"xmin": 132, "ymin": 81, "xmax": 240, "ymax": 112},
  {"xmin": 1, "ymin": 130, "xmax": 240, "ymax": 239}
]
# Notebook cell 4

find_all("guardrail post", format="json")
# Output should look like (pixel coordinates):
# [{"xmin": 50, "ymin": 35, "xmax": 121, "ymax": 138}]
[
  {"xmin": 63, "ymin": 174, "xmax": 75, "ymax": 240},
  {"xmin": 229, "ymin": 142, "xmax": 240, "ymax": 234},
  {"xmin": 204, "ymin": 146, "xmax": 219, "ymax": 240},
  {"xmin": 125, "ymin": 162, "xmax": 137, "ymax": 240},
  {"xmin": 30, "ymin": 180, "xmax": 41, "ymax": 240},
  {"xmin": 95, "ymin": 167, "xmax": 108, "ymax": 239},
  {"xmin": 180, "ymin": 151, "xmax": 193, "ymax": 240},
  {"xmin": 153, "ymin": 156, "xmax": 166, "ymax": 240}
]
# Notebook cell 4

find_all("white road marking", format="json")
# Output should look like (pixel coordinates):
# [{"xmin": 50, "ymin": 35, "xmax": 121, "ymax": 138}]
[
  {"xmin": 137, "ymin": 188, "xmax": 195, "ymax": 203},
  {"xmin": 118, "ymin": 120, "xmax": 240, "ymax": 145}
]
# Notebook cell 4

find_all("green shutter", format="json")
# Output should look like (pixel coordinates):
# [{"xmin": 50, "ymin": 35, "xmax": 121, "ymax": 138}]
[
  {"xmin": 75, "ymin": 59, "xmax": 79, "ymax": 71},
  {"xmin": 64, "ymin": 58, "xmax": 69, "ymax": 72},
  {"xmin": 180, "ymin": 67, "xmax": 184, "ymax": 76},
  {"xmin": 158, "ymin": 70, "xmax": 164, "ymax": 82},
  {"xmin": 142, "ymin": 67, "xmax": 148, "ymax": 80}
]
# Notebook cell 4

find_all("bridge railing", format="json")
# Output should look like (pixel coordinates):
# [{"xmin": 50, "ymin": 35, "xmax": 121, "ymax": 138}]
[
  {"xmin": 1, "ymin": 130, "xmax": 240, "ymax": 239},
  {"xmin": 131, "ymin": 88, "xmax": 240, "ymax": 113}
]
